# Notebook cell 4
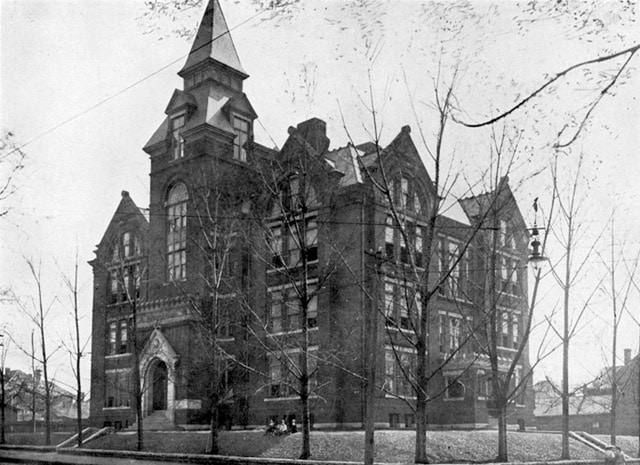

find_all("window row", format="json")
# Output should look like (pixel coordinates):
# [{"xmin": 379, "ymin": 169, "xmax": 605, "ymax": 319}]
[
  {"xmin": 166, "ymin": 183, "xmax": 188, "ymax": 281},
  {"xmin": 385, "ymin": 216, "xmax": 425, "ymax": 267},
  {"xmin": 269, "ymin": 218, "xmax": 318, "ymax": 269},
  {"xmin": 383, "ymin": 282, "xmax": 422, "ymax": 331},
  {"xmin": 500, "ymin": 311, "xmax": 520, "ymax": 350},
  {"xmin": 269, "ymin": 289, "xmax": 318, "ymax": 333},
  {"xmin": 438, "ymin": 314, "xmax": 466, "ymax": 354},
  {"xmin": 270, "ymin": 177, "xmax": 320, "ymax": 217},
  {"xmin": 184, "ymin": 67, "xmax": 242, "ymax": 92},
  {"xmin": 443, "ymin": 369, "xmax": 525, "ymax": 403},
  {"xmin": 104, "ymin": 369, "xmax": 131, "ymax": 408},
  {"xmin": 202, "ymin": 297, "xmax": 235, "ymax": 339},
  {"xmin": 436, "ymin": 237, "xmax": 471, "ymax": 301},
  {"xmin": 386, "ymin": 177, "xmax": 424, "ymax": 214},
  {"xmin": 107, "ymin": 319, "xmax": 130, "ymax": 355},
  {"xmin": 109, "ymin": 264, "xmax": 142, "ymax": 304},
  {"xmin": 169, "ymin": 111, "xmax": 249, "ymax": 162},
  {"xmin": 499, "ymin": 220, "xmax": 518, "ymax": 250},
  {"xmin": 385, "ymin": 347, "xmax": 416, "ymax": 398},
  {"xmin": 498, "ymin": 254, "xmax": 522, "ymax": 296},
  {"xmin": 476, "ymin": 369, "xmax": 525, "ymax": 404},
  {"xmin": 268, "ymin": 350, "xmax": 317, "ymax": 398},
  {"xmin": 111, "ymin": 231, "xmax": 141, "ymax": 263}
]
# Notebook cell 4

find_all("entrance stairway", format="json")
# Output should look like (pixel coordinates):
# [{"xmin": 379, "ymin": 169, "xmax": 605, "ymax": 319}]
[
  {"xmin": 569, "ymin": 431, "xmax": 632, "ymax": 460},
  {"xmin": 131, "ymin": 410, "xmax": 177, "ymax": 431}
]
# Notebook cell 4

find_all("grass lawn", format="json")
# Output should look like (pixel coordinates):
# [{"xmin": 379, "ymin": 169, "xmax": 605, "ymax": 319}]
[
  {"xmin": 3, "ymin": 432, "xmax": 74, "ymax": 446},
  {"xmin": 78, "ymin": 429, "xmax": 640, "ymax": 462},
  {"xmin": 261, "ymin": 430, "xmax": 639, "ymax": 463},
  {"xmin": 83, "ymin": 430, "xmax": 285, "ymax": 456}
]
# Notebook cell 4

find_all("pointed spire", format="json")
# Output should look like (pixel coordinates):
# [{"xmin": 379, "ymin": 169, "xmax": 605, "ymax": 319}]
[{"xmin": 179, "ymin": 0, "xmax": 247, "ymax": 77}]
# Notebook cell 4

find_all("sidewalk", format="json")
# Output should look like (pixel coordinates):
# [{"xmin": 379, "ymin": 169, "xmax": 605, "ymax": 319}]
[{"xmin": 0, "ymin": 448, "xmax": 203, "ymax": 465}]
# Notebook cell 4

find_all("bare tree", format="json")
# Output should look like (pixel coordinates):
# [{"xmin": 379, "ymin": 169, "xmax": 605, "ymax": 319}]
[
  {"xmin": 336, "ymin": 69, "xmax": 555, "ymax": 462},
  {"xmin": 13, "ymin": 259, "xmax": 56, "ymax": 445},
  {"xmin": 105, "ymin": 235, "xmax": 147, "ymax": 451},
  {"xmin": 543, "ymin": 150, "xmax": 609, "ymax": 459},
  {"xmin": 59, "ymin": 250, "xmax": 89, "ymax": 447},
  {"xmin": 592, "ymin": 218, "xmax": 640, "ymax": 446},
  {"xmin": 0, "ymin": 131, "xmax": 26, "ymax": 218},
  {"xmin": 240, "ymin": 127, "xmax": 346, "ymax": 460},
  {"xmin": 0, "ymin": 333, "xmax": 7, "ymax": 444},
  {"xmin": 171, "ymin": 165, "xmax": 259, "ymax": 454}
]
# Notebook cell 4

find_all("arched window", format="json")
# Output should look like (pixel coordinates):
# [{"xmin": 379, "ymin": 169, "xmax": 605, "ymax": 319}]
[{"xmin": 166, "ymin": 183, "xmax": 188, "ymax": 281}]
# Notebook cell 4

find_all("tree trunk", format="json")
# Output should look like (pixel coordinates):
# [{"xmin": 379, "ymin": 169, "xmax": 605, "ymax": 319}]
[
  {"xmin": 130, "ymin": 303, "xmax": 143, "ymax": 452},
  {"xmin": 207, "ymin": 401, "xmax": 219, "ymax": 454},
  {"xmin": 637, "ymin": 343, "xmax": 640, "ymax": 457},
  {"xmin": 497, "ymin": 401, "xmax": 508, "ymax": 462},
  {"xmin": 1, "ymin": 370, "xmax": 5, "ymax": 445},
  {"xmin": 610, "ymin": 224, "xmax": 617, "ymax": 446},
  {"xmin": 300, "ymin": 383, "xmax": 311, "ymax": 460},
  {"xmin": 73, "ymin": 260, "xmax": 83, "ymax": 448},
  {"xmin": 415, "ymin": 395, "xmax": 428, "ymax": 463},
  {"xmin": 364, "ymin": 251, "xmax": 380, "ymax": 465}
]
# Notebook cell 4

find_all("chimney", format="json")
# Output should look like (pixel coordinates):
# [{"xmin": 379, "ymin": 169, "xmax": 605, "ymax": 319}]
[
  {"xmin": 296, "ymin": 118, "xmax": 330, "ymax": 155},
  {"xmin": 624, "ymin": 348, "xmax": 632, "ymax": 365}
]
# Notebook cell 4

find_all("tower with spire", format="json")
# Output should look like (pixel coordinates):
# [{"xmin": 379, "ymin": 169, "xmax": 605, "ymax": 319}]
[{"xmin": 89, "ymin": 0, "xmax": 534, "ymax": 434}]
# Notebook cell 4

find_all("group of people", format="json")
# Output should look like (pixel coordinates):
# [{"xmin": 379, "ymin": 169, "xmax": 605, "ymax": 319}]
[{"xmin": 265, "ymin": 417, "xmax": 298, "ymax": 436}]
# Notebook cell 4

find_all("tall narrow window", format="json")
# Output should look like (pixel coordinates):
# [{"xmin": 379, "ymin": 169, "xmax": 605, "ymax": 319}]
[
  {"xmin": 166, "ymin": 183, "xmax": 188, "ymax": 281},
  {"xmin": 108, "ymin": 322, "xmax": 117, "ymax": 355},
  {"xmin": 512, "ymin": 315, "xmax": 519, "ymax": 349},
  {"xmin": 384, "ymin": 282, "xmax": 395, "ymax": 327},
  {"xmin": 233, "ymin": 116, "xmax": 250, "ymax": 162},
  {"xmin": 502, "ymin": 312, "xmax": 510, "ymax": 348},
  {"xmin": 385, "ymin": 216, "xmax": 395, "ymax": 259},
  {"xmin": 123, "ymin": 232, "xmax": 131, "ymax": 258},
  {"xmin": 449, "ymin": 317, "xmax": 461, "ymax": 351},
  {"xmin": 119, "ymin": 320, "xmax": 128, "ymax": 354},
  {"xmin": 270, "ymin": 226, "xmax": 283, "ymax": 267},
  {"xmin": 171, "ymin": 115, "xmax": 185, "ymax": 160},
  {"xmin": 307, "ymin": 295, "xmax": 318, "ymax": 328},
  {"xmin": 270, "ymin": 290, "xmax": 282, "ymax": 333},
  {"xmin": 448, "ymin": 241, "xmax": 460, "ymax": 297},
  {"xmin": 499, "ymin": 220, "xmax": 507, "ymax": 246},
  {"xmin": 401, "ymin": 177, "xmax": 410, "ymax": 210}
]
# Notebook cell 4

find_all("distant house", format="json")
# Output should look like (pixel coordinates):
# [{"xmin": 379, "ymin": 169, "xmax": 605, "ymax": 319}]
[
  {"xmin": 535, "ymin": 349, "xmax": 640, "ymax": 435},
  {"xmin": 2, "ymin": 367, "xmax": 89, "ymax": 429}
]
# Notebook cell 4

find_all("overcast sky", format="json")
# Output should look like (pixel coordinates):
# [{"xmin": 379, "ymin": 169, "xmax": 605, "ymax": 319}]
[{"xmin": 1, "ymin": 0, "xmax": 638, "ymax": 394}]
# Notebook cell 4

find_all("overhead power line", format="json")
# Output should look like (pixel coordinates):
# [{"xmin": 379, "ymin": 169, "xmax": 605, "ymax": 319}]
[{"xmin": 6, "ymin": 7, "xmax": 268, "ymax": 157}]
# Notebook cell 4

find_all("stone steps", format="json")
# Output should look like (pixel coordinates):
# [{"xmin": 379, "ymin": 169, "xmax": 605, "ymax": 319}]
[{"xmin": 130, "ymin": 410, "xmax": 177, "ymax": 431}]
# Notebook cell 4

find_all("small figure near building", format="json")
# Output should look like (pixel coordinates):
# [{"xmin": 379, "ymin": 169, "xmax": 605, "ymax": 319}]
[
  {"xmin": 276, "ymin": 419, "xmax": 288, "ymax": 435},
  {"xmin": 604, "ymin": 445, "xmax": 625, "ymax": 465}
]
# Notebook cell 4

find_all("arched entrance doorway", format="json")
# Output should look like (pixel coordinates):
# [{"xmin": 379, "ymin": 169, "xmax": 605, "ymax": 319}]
[{"xmin": 151, "ymin": 360, "xmax": 168, "ymax": 411}]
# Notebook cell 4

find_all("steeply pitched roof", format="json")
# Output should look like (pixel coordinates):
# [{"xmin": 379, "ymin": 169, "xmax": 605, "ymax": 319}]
[
  {"xmin": 96, "ymin": 191, "xmax": 149, "ymax": 252},
  {"xmin": 458, "ymin": 176, "xmax": 526, "ymax": 230},
  {"xmin": 324, "ymin": 144, "xmax": 365, "ymax": 187},
  {"xmin": 179, "ymin": 0, "xmax": 247, "ymax": 77}
]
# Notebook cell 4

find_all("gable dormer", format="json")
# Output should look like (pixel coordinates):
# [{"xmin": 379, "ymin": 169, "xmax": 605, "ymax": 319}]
[{"xmin": 144, "ymin": 0, "xmax": 257, "ymax": 165}]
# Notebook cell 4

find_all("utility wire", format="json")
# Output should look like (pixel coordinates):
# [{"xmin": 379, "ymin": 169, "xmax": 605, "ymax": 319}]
[{"xmin": 6, "ymin": 7, "xmax": 268, "ymax": 157}]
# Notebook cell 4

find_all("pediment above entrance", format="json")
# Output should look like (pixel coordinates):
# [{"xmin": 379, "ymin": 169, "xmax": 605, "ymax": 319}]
[{"xmin": 140, "ymin": 327, "xmax": 179, "ymax": 371}]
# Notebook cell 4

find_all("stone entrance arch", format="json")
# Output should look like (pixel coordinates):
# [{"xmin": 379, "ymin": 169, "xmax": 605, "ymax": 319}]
[{"xmin": 140, "ymin": 328, "xmax": 178, "ymax": 422}]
